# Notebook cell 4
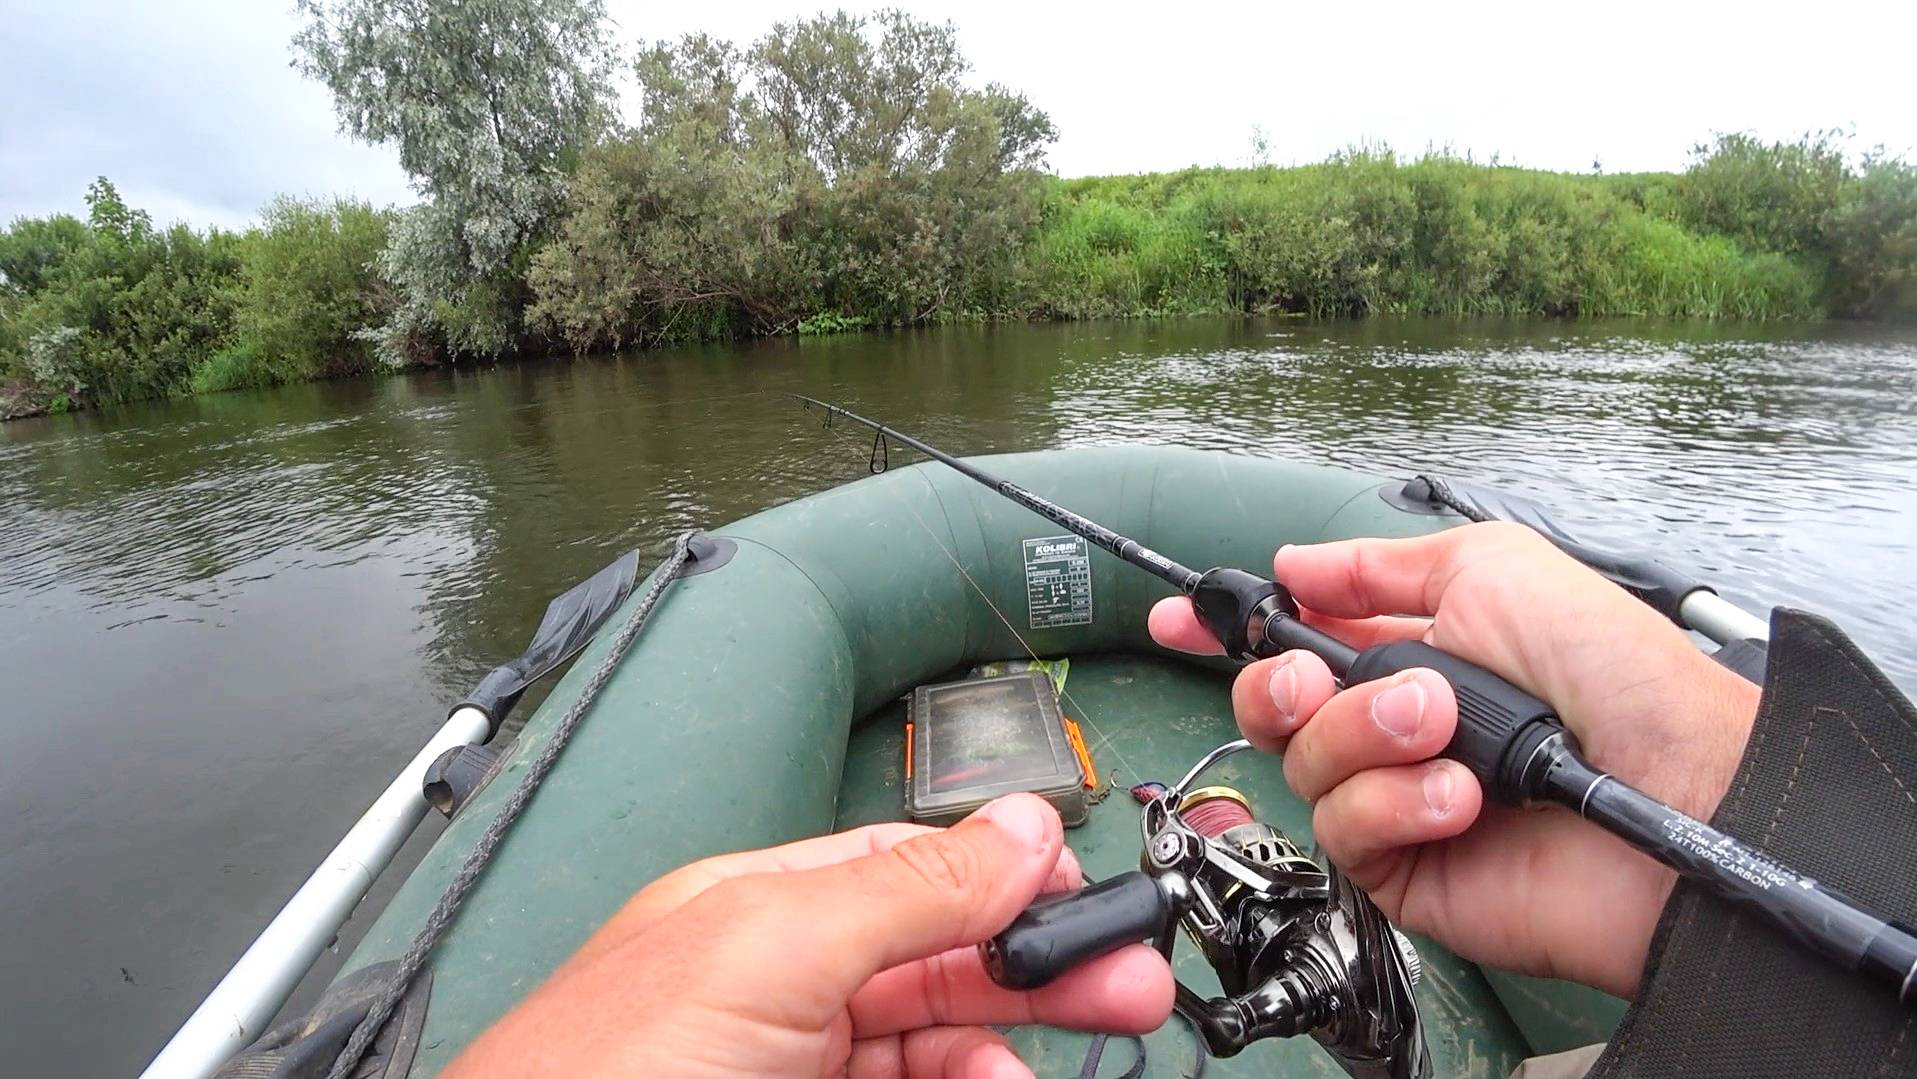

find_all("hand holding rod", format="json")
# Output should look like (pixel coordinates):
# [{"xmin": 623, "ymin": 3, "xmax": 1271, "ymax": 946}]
[
  {"xmin": 1252, "ymin": 603, "xmax": 1917, "ymax": 1006},
  {"xmin": 791, "ymin": 394, "xmax": 1917, "ymax": 1005}
]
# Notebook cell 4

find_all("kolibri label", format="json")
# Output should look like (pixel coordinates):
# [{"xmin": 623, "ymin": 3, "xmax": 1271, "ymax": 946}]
[{"xmin": 1023, "ymin": 535, "xmax": 1093, "ymax": 629}]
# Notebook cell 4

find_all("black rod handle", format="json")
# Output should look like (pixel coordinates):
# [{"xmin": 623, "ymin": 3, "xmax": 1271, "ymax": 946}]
[
  {"xmin": 1347, "ymin": 639, "xmax": 1562, "ymax": 805},
  {"xmin": 980, "ymin": 871, "xmax": 1170, "ymax": 990},
  {"xmin": 1268, "ymin": 610, "xmax": 1917, "ymax": 1006},
  {"xmin": 1258, "ymin": 617, "xmax": 1561, "ymax": 805}
]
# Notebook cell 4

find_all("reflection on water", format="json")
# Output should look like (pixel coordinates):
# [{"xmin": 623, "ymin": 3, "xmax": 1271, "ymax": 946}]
[{"xmin": 3, "ymin": 317, "xmax": 1914, "ymax": 1074}]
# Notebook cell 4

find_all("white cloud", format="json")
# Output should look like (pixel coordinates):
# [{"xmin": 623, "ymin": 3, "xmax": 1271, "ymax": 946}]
[
  {"xmin": 6, "ymin": 0, "xmax": 1913, "ymax": 229},
  {"xmin": 624, "ymin": 0, "xmax": 1914, "ymax": 177},
  {"xmin": 2, "ymin": 0, "xmax": 413, "ymax": 229}
]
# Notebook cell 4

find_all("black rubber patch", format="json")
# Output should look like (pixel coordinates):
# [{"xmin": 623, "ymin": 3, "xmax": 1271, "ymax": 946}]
[
  {"xmin": 676, "ymin": 534, "xmax": 738, "ymax": 577},
  {"xmin": 1377, "ymin": 481, "xmax": 1457, "ymax": 516}
]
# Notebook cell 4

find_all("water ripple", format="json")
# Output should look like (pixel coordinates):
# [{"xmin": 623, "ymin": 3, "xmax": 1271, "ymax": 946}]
[{"xmin": 2, "ymin": 318, "xmax": 1915, "ymax": 1076}]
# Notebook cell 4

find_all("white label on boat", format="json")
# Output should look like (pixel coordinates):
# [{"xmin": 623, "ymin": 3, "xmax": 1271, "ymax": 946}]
[{"xmin": 1023, "ymin": 535, "xmax": 1093, "ymax": 629}]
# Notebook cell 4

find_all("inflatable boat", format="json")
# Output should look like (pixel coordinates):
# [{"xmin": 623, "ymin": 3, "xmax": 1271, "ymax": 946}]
[
  {"xmin": 361, "ymin": 445, "xmax": 1643, "ymax": 1075},
  {"xmin": 155, "ymin": 445, "xmax": 1662, "ymax": 1078}
]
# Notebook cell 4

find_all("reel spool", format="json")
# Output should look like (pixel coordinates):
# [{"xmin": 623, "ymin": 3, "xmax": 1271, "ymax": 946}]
[{"xmin": 1177, "ymin": 786, "xmax": 1254, "ymax": 838}]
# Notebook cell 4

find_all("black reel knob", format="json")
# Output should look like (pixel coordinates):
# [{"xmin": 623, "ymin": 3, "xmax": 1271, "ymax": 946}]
[{"xmin": 980, "ymin": 871, "xmax": 1170, "ymax": 990}]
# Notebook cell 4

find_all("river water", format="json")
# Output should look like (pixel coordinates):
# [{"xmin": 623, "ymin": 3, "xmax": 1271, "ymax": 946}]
[{"xmin": 4, "ymin": 317, "xmax": 1914, "ymax": 1074}]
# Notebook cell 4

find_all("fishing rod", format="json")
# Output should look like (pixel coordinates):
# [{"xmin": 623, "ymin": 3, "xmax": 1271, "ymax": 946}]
[{"xmin": 790, "ymin": 394, "xmax": 1917, "ymax": 1007}]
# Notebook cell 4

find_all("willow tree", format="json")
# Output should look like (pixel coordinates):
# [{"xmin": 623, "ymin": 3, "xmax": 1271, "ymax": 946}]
[
  {"xmin": 528, "ymin": 9, "xmax": 1057, "ymax": 351},
  {"xmin": 293, "ymin": 0, "xmax": 618, "ymax": 359}
]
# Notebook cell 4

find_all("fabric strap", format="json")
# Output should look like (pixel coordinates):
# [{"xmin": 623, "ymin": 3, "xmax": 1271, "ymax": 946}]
[{"xmin": 1591, "ymin": 609, "xmax": 1917, "ymax": 1077}]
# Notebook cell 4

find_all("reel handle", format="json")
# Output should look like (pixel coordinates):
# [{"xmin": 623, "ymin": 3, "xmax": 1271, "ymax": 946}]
[{"xmin": 980, "ymin": 871, "xmax": 1170, "ymax": 990}]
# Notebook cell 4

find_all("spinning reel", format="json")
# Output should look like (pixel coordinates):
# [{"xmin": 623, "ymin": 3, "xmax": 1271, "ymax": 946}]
[{"xmin": 981, "ymin": 740, "xmax": 1431, "ymax": 1078}]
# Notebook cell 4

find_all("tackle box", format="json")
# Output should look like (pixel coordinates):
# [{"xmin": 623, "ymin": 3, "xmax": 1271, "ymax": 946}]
[{"xmin": 903, "ymin": 671, "xmax": 1089, "ymax": 827}]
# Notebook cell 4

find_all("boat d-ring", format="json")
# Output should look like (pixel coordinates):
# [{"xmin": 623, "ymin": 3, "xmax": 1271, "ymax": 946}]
[{"xmin": 675, "ymin": 533, "xmax": 738, "ymax": 578}]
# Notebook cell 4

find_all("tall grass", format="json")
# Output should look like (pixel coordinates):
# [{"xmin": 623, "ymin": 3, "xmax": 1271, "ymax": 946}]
[{"xmin": 1020, "ymin": 152, "xmax": 1821, "ymax": 321}]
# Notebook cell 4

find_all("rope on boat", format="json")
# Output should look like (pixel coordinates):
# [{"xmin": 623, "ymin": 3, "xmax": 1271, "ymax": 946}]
[
  {"xmin": 326, "ymin": 531, "xmax": 699, "ymax": 1079},
  {"xmin": 1412, "ymin": 474, "xmax": 1490, "ymax": 523}
]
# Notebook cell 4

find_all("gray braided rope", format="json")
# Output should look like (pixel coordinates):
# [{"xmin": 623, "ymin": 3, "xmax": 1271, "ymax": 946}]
[
  {"xmin": 326, "ymin": 531, "xmax": 698, "ymax": 1079},
  {"xmin": 1413, "ymin": 474, "xmax": 1490, "ymax": 523}
]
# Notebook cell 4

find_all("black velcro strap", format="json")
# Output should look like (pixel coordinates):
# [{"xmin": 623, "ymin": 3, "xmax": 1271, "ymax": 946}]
[{"xmin": 1591, "ymin": 609, "xmax": 1917, "ymax": 1077}]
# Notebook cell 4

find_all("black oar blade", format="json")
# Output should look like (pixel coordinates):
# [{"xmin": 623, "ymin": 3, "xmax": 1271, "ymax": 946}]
[{"xmin": 457, "ymin": 549, "xmax": 644, "ymax": 735}]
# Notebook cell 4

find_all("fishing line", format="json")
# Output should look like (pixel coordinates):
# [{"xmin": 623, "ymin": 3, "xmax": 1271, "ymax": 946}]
[{"xmin": 810, "ymin": 416, "xmax": 1146, "ymax": 787}]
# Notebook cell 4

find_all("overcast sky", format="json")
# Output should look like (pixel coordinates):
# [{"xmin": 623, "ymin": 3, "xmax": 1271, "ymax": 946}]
[{"xmin": 6, "ymin": 0, "xmax": 1914, "ymax": 231}]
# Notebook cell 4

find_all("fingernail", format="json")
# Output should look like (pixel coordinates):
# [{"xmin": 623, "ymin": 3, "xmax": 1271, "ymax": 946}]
[
  {"xmin": 1054, "ymin": 845, "xmax": 1083, "ymax": 887},
  {"xmin": 1372, "ymin": 675, "xmax": 1427, "ymax": 739},
  {"xmin": 977, "ymin": 794, "xmax": 1049, "ymax": 853},
  {"xmin": 1267, "ymin": 655, "xmax": 1301, "ymax": 733},
  {"xmin": 981, "ymin": 1045, "xmax": 1030, "ymax": 1079},
  {"xmin": 1423, "ymin": 766, "xmax": 1455, "ymax": 816}
]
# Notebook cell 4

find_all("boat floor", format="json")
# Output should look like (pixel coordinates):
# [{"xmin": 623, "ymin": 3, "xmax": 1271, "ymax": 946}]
[{"xmin": 837, "ymin": 653, "xmax": 1532, "ymax": 1078}]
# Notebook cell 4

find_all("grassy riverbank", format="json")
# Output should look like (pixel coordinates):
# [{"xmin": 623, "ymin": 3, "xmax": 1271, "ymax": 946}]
[
  {"xmin": 1027, "ymin": 155, "xmax": 1823, "ymax": 321},
  {"xmin": 5, "ymin": 134, "xmax": 1914, "ymax": 420},
  {"xmin": 8, "ymin": 4, "xmax": 1915, "ymax": 420}
]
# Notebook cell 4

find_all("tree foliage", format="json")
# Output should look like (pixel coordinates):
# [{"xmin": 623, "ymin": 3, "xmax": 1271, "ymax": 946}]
[
  {"xmin": 9, "ymin": 19, "xmax": 1917, "ymax": 421},
  {"xmin": 227, "ymin": 197, "xmax": 396, "ymax": 385},
  {"xmin": 528, "ymin": 9, "xmax": 1056, "ymax": 351},
  {"xmin": 1679, "ymin": 132, "xmax": 1849, "ymax": 259},
  {"xmin": 1671, "ymin": 132, "xmax": 1917, "ymax": 317},
  {"xmin": 1824, "ymin": 154, "xmax": 1917, "ymax": 317},
  {"xmin": 527, "ymin": 113, "xmax": 822, "ymax": 349},
  {"xmin": 293, "ymin": 0, "xmax": 619, "ymax": 357},
  {"xmin": 0, "ymin": 179, "xmax": 245, "ymax": 411}
]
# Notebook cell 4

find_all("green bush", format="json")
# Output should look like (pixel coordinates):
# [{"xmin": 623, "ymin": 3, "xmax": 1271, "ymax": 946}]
[
  {"xmin": 22, "ymin": 325, "xmax": 90, "ymax": 400},
  {"xmin": 1606, "ymin": 215, "xmax": 1817, "ymax": 318},
  {"xmin": 1672, "ymin": 133, "xmax": 1917, "ymax": 315},
  {"xmin": 0, "ymin": 179, "xmax": 245, "ymax": 408},
  {"xmin": 188, "ymin": 340, "xmax": 277, "ymax": 394},
  {"xmin": 1018, "ymin": 147, "xmax": 1848, "ymax": 322},
  {"xmin": 230, "ymin": 196, "xmax": 395, "ymax": 383},
  {"xmin": 1824, "ymin": 155, "xmax": 1917, "ymax": 318},
  {"xmin": 1679, "ymin": 132, "xmax": 1847, "ymax": 259}
]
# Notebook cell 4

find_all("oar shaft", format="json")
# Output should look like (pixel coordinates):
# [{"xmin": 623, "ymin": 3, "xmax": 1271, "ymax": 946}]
[
  {"xmin": 141, "ymin": 707, "xmax": 491, "ymax": 1079},
  {"xmin": 1680, "ymin": 591, "xmax": 1770, "ymax": 646}
]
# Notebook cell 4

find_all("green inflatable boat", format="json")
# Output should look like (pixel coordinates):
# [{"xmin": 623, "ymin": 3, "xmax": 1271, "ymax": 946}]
[{"xmin": 326, "ymin": 446, "xmax": 1625, "ymax": 1076}]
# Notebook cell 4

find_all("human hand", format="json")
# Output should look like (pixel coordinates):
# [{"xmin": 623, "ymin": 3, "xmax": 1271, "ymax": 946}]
[
  {"xmin": 1148, "ymin": 522, "xmax": 1760, "ymax": 998},
  {"xmin": 444, "ymin": 793, "xmax": 1173, "ymax": 1077}
]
